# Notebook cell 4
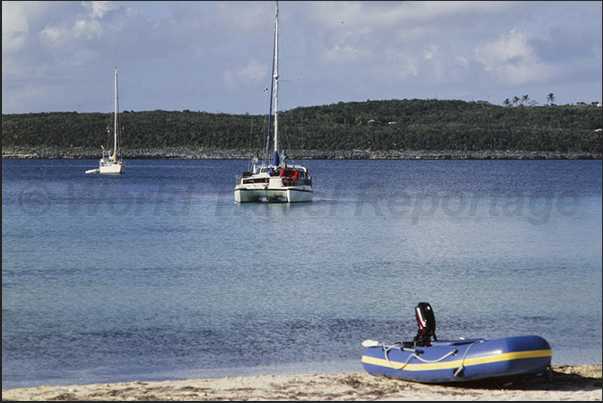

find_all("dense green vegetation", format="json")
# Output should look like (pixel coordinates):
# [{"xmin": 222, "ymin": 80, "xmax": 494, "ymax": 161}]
[{"xmin": 2, "ymin": 99, "xmax": 602, "ymax": 155}]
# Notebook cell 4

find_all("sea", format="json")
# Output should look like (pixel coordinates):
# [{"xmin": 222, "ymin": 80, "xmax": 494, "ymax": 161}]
[{"xmin": 2, "ymin": 158, "xmax": 602, "ymax": 389}]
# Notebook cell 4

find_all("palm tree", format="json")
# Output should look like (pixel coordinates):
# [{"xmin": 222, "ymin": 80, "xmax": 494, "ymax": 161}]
[
  {"xmin": 546, "ymin": 93, "xmax": 555, "ymax": 105},
  {"xmin": 522, "ymin": 94, "xmax": 530, "ymax": 106},
  {"xmin": 512, "ymin": 96, "xmax": 520, "ymax": 106},
  {"xmin": 503, "ymin": 98, "xmax": 511, "ymax": 107}
]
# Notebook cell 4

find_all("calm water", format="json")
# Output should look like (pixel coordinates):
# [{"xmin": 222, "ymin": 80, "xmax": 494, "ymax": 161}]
[{"xmin": 2, "ymin": 158, "xmax": 602, "ymax": 389}]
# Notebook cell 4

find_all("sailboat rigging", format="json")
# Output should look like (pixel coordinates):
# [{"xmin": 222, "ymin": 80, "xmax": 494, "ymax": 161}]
[
  {"xmin": 86, "ymin": 68, "xmax": 125, "ymax": 175},
  {"xmin": 234, "ymin": 1, "xmax": 313, "ymax": 203}
]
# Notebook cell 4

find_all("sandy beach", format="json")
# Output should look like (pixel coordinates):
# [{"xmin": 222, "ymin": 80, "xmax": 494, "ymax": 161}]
[{"xmin": 2, "ymin": 364, "xmax": 600, "ymax": 401}]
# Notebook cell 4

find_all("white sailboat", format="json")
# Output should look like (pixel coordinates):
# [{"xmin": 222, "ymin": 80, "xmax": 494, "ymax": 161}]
[
  {"xmin": 86, "ymin": 68, "xmax": 125, "ymax": 175},
  {"xmin": 234, "ymin": 1, "xmax": 313, "ymax": 203}
]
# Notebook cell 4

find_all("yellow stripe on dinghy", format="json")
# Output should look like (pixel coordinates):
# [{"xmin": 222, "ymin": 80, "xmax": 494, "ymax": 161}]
[{"xmin": 361, "ymin": 349, "xmax": 552, "ymax": 371}]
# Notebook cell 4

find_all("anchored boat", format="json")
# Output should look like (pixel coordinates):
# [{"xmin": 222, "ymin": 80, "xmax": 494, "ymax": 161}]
[
  {"xmin": 234, "ymin": 1, "xmax": 313, "ymax": 203},
  {"xmin": 86, "ymin": 68, "xmax": 125, "ymax": 175},
  {"xmin": 361, "ymin": 303, "xmax": 552, "ymax": 383}
]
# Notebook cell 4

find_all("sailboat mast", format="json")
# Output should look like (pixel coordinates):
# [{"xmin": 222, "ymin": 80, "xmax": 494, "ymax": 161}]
[
  {"xmin": 273, "ymin": 1, "xmax": 279, "ymax": 155},
  {"xmin": 114, "ymin": 67, "xmax": 119, "ymax": 161}
]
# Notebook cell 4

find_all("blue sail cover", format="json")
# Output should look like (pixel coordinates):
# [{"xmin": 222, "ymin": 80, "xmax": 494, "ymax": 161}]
[{"xmin": 272, "ymin": 150, "xmax": 279, "ymax": 166}]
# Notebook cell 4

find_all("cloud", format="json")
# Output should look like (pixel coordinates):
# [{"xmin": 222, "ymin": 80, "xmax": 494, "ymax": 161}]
[
  {"xmin": 4, "ymin": 1, "xmax": 119, "ymax": 68},
  {"xmin": 382, "ymin": 49, "xmax": 419, "ymax": 79},
  {"xmin": 454, "ymin": 56, "xmax": 469, "ymax": 69},
  {"xmin": 2, "ymin": 2, "xmax": 31, "ymax": 54},
  {"xmin": 2, "ymin": 1, "xmax": 601, "ymax": 114},
  {"xmin": 72, "ymin": 17, "xmax": 103, "ymax": 40},
  {"xmin": 87, "ymin": 1, "xmax": 117, "ymax": 19},
  {"xmin": 320, "ymin": 32, "xmax": 374, "ymax": 64},
  {"xmin": 223, "ymin": 59, "xmax": 268, "ymax": 91},
  {"xmin": 475, "ymin": 29, "xmax": 554, "ymax": 85},
  {"xmin": 311, "ymin": 1, "xmax": 510, "ymax": 30},
  {"xmin": 39, "ymin": 1, "xmax": 120, "ymax": 46},
  {"xmin": 423, "ymin": 45, "xmax": 446, "ymax": 82},
  {"xmin": 214, "ymin": 2, "xmax": 274, "ymax": 40},
  {"xmin": 306, "ymin": 1, "xmax": 516, "ymax": 75}
]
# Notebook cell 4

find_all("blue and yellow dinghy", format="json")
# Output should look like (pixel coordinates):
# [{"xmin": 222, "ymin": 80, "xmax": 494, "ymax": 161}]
[{"xmin": 361, "ymin": 303, "xmax": 552, "ymax": 383}]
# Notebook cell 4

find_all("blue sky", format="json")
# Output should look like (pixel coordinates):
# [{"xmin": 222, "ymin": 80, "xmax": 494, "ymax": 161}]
[{"xmin": 2, "ymin": 1, "xmax": 602, "ymax": 115}]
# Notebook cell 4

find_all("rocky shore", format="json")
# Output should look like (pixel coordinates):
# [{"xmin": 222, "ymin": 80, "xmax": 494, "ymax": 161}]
[{"xmin": 2, "ymin": 147, "xmax": 601, "ymax": 160}]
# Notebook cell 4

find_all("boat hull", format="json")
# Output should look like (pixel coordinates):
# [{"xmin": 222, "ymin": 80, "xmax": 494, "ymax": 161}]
[
  {"xmin": 99, "ymin": 161, "xmax": 125, "ymax": 174},
  {"xmin": 234, "ymin": 186, "xmax": 313, "ymax": 203},
  {"xmin": 362, "ymin": 335, "xmax": 552, "ymax": 383}
]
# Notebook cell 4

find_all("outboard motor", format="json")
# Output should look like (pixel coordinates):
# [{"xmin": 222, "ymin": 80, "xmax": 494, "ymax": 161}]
[{"xmin": 413, "ymin": 302, "xmax": 437, "ymax": 347}]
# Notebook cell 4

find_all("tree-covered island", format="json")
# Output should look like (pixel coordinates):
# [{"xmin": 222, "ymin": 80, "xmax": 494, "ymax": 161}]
[{"xmin": 2, "ymin": 98, "xmax": 601, "ymax": 159}]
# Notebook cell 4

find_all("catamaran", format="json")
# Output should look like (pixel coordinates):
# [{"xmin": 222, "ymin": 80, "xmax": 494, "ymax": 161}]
[
  {"xmin": 234, "ymin": 1, "xmax": 313, "ymax": 203},
  {"xmin": 86, "ymin": 68, "xmax": 125, "ymax": 175}
]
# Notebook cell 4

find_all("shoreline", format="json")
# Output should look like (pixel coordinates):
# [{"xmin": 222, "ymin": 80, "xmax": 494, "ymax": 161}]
[
  {"xmin": 2, "ymin": 364, "xmax": 601, "ymax": 401},
  {"xmin": 2, "ymin": 147, "xmax": 601, "ymax": 160}
]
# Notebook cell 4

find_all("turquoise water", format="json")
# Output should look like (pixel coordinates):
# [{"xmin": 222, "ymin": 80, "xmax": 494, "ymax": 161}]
[{"xmin": 2, "ymin": 159, "xmax": 601, "ymax": 388}]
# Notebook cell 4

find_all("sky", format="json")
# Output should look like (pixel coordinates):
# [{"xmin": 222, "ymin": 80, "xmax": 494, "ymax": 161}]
[{"xmin": 2, "ymin": 1, "xmax": 602, "ymax": 115}]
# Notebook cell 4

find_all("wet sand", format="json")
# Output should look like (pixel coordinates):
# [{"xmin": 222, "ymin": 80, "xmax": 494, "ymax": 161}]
[{"xmin": 2, "ymin": 364, "xmax": 601, "ymax": 401}]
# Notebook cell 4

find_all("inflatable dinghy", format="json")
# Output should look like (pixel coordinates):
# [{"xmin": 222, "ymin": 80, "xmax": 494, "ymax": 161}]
[{"xmin": 361, "ymin": 303, "xmax": 552, "ymax": 383}]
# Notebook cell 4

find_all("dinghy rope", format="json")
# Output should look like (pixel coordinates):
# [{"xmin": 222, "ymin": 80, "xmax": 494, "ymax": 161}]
[
  {"xmin": 453, "ymin": 339, "xmax": 484, "ymax": 377},
  {"xmin": 382, "ymin": 344, "xmax": 459, "ymax": 370}
]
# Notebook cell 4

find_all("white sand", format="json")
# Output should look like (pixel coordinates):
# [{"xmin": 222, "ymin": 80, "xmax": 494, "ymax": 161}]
[{"xmin": 2, "ymin": 364, "xmax": 601, "ymax": 401}]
